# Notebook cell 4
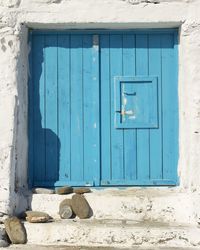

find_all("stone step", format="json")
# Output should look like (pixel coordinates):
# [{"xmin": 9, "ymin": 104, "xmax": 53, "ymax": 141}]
[
  {"xmin": 24, "ymin": 219, "xmax": 200, "ymax": 248},
  {"xmin": 28, "ymin": 188, "xmax": 194, "ymax": 224},
  {"xmin": 3, "ymin": 244, "xmax": 200, "ymax": 250}
]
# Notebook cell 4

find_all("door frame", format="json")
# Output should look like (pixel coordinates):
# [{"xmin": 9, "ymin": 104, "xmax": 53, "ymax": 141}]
[{"xmin": 28, "ymin": 28, "xmax": 179, "ymax": 188}]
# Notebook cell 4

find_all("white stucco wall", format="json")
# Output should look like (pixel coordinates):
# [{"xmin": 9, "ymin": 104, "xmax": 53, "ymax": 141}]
[{"xmin": 0, "ymin": 0, "xmax": 200, "ymax": 225}]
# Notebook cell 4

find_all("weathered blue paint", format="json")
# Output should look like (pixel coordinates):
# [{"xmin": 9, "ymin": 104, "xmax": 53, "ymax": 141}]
[
  {"xmin": 114, "ymin": 76, "xmax": 158, "ymax": 129},
  {"xmin": 122, "ymin": 35, "xmax": 137, "ymax": 181},
  {"xmin": 29, "ymin": 30, "xmax": 179, "ymax": 187}
]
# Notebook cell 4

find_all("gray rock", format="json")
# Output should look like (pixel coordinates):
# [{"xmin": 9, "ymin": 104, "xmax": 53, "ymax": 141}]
[
  {"xmin": 59, "ymin": 199, "xmax": 73, "ymax": 219},
  {"xmin": 24, "ymin": 211, "xmax": 51, "ymax": 223},
  {"xmin": 73, "ymin": 188, "xmax": 91, "ymax": 194},
  {"xmin": 0, "ymin": 226, "xmax": 9, "ymax": 247},
  {"xmin": 4, "ymin": 217, "xmax": 27, "ymax": 244},
  {"xmin": 55, "ymin": 186, "xmax": 73, "ymax": 195},
  {"xmin": 59, "ymin": 198, "xmax": 72, "ymax": 208},
  {"xmin": 59, "ymin": 205, "xmax": 73, "ymax": 219},
  {"xmin": 32, "ymin": 188, "xmax": 55, "ymax": 194},
  {"xmin": 71, "ymin": 194, "xmax": 91, "ymax": 219},
  {"xmin": 0, "ymin": 239, "xmax": 9, "ymax": 247}
]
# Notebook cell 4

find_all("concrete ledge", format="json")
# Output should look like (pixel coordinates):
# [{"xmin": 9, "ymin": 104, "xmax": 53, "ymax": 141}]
[
  {"xmin": 24, "ymin": 219, "xmax": 200, "ymax": 247},
  {"xmin": 3, "ymin": 245, "xmax": 200, "ymax": 250},
  {"xmin": 28, "ymin": 188, "xmax": 195, "ymax": 224}
]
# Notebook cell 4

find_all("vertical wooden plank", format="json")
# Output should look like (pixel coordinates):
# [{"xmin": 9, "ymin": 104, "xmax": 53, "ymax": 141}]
[
  {"xmin": 32, "ymin": 35, "xmax": 46, "ymax": 183},
  {"xmin": 83, "ymin": 35, "xmax": 100, "ymax": 186},
  {"xmin": 110, "ymin": 34, "xmax": 124, "ymax": 181},
  {"xmin": 149, "ymin": 34, "xmax": 163, "ymax": 180},
  {"xmin": 122, "ymin": 34, "xmax": 137, "ymax": 180},
  {"xmin": 161, "ymin": 33, "xmax": 178, "ymax": 182},
  {"xmin": 100, "ymin": 35, "xmax": 111, "ymax": 183},
  {"xmin": 57, "ymin": 35, "xmax": 70, "ymax": 182},
  {"xmin": 135, "ymin": 34, "xmax": 150, "ymax": 181},
  {"xmin": 70, "ymin": 35, "xmax": 84, "ymax": 182},
  {"xmin": 45, "ymin": 35, "xmax": 58, "ymax": 182}
]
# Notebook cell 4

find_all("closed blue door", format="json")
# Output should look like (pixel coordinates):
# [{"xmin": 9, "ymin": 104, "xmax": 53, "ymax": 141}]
[{"xmin": 29, "ymin": 30, "xmax": 178, "ymax": 187}]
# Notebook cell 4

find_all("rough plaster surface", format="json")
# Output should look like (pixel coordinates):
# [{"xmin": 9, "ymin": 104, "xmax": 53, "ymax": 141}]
[
  {"xmin": 2, "ymin": 247, "xmax": 200, "ymax": 250},
  {"xmin": 29, "ymin": 190, "xmax": 194, "ymax": 224},
  {"xmin": 23, "ymin": 219, "xmax": 200, "ymax": 247},
  {"xmin": 0, "ymin": 0, "xmax": 200, "ymax": 245}
]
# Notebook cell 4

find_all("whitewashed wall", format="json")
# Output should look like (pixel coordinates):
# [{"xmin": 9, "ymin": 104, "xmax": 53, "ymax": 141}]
[{"xmin": 0, "ymin": 0, "xmax": 200, "ymax": 224}]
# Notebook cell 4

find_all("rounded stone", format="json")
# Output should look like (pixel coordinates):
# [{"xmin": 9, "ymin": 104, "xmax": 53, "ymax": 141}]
[
  {"xmin": 59, "ymin": 199, "xmax": 73, "ymax": 219},
  {"xmin": 73, "ymin": 188, "xmax": 91, "ymax": 194},
  {"xmin": 25, "ymin": 211, "xmax": 51, "ymax": 223},
  {"xmin": 59, "ymin": 205, "xmax": 73, "ymax": 219},
  {"xmin": 0, "ymin": 226, "xmax": 9, "ymax": 247},
  {"xmin": 71, "ymin": 194, "xmax": 91, "ymax": 219},
  {"xmin": 4, "ymin": 217, "xmax": 27, "ymax": 244},
  {"xmin": 55, "ymin": 186, "xmax": 73, "ymax": 195},
  {"xmin": 0, "ymin": 239, "xmax": 9, "ymax": 247},
  {"xmin": 59, "ymin": 198, "xmax": 72, "ymax": 208}
]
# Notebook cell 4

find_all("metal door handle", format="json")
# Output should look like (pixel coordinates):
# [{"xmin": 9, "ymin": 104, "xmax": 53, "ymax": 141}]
[{"xmin": 116, "ymin": 110, "xmax": 134, "ymax": 116}]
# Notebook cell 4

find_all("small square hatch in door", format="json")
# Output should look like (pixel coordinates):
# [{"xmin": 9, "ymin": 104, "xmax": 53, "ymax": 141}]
[{"xmin": 114, "ymin": 76, "xmax": 158, "ymax": 129}]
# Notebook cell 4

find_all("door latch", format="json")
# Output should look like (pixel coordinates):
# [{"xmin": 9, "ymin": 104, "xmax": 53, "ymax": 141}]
[
  {"xmin": 116, "ymin": 110, "xmax": 134, "ymax": 116},
  {"xmin": 123, "ymin": 92, "xmax": 136, "ymax": 96}
]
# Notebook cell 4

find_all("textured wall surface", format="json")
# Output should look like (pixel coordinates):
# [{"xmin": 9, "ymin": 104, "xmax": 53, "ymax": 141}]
[{"xmin": 0, "ymin": 0, "xmax": 200, "ymax": 227}]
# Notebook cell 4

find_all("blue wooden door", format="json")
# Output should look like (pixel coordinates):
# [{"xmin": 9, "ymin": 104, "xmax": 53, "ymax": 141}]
[{"xmin": 29, "ymin": 30, "xmax": 178, "ymax": 187}]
